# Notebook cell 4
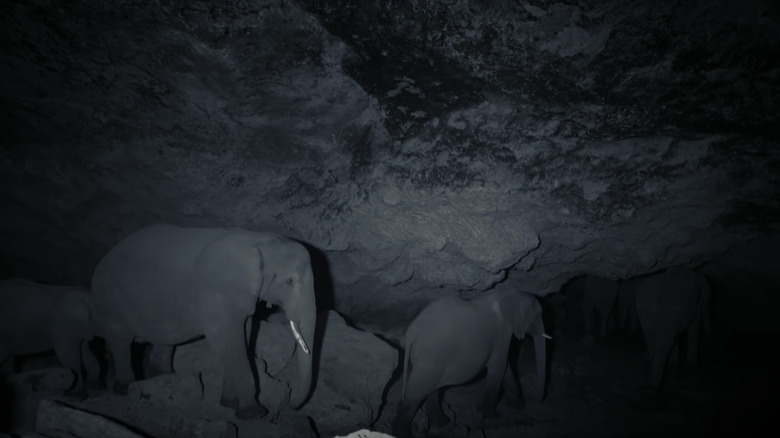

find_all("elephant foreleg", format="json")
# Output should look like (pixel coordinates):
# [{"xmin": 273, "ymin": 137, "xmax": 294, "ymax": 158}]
[
  {"xmin": 482, "ymin": 353, "xmax": 509, "ymax": 419},
  {"xmin": 105, "ymin": 335, "xmax": 135, "ymax": 394},
  {"xmin": 425, "ymin": 389, "xmax": 449, "ymax": 429},
  {"xmin": 650, "ymin": 335, "xmax": 674, "ymax": 388},
  {"xmin": 147, "ymin": 344, "xmax": 175, "ymax": 378},
  {"xmin": 392, "ymin": 400, "xmax": 417, "ymax": 438},
  {"xmin": 685, "ymin": 322, "xmax": 701, "ymax": 368},
  {"xmin": 81, "ymin": 340, "xmax": 105, "ymax": 391},
  {"xmin": 52, "ymin": 335, "xmax": 87, "ymax": 399},
  {"xmin": 200, "ymin": 295, "xmax": 267, "ymax": 420},
  {"xmin": 582, "ymin": 307, "xmax": 593, "ymax": 338}
]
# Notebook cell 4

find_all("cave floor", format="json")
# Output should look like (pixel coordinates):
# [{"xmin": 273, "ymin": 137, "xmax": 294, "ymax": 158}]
[{"xmin": 1, "ymin": 330, "xmax": 775, "ymax": 438}]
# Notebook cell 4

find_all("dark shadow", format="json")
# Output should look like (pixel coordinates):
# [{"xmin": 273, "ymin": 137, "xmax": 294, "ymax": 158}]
[{"xmin": 0, "ymin": 374, "xmax": 17, "ymax": 433}]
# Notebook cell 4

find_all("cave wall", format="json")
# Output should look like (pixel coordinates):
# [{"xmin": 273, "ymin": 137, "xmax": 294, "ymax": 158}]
[{"xmin": 1, "ymin": 0, "xmax": 779, "ymax": 332}]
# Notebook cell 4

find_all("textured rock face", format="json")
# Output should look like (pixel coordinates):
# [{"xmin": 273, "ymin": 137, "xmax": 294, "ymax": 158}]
[{"xmin": 1, "ymin": 0, "xmax": 779, "ymax": 336}]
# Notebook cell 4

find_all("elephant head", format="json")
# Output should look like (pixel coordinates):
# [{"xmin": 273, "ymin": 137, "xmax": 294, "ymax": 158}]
[
  {"xmin": 254, "ymin": 239, "xmax": 316, "ymax": 408},
  {"xmin": 198, "ymin": 233, "xmax": 317, "ymax": 409},
  {"xmin": 503, "ymin": 291, "xmax": 548, "ymax": 402}
]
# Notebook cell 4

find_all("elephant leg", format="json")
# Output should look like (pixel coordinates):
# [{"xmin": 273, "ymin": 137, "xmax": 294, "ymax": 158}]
[
  {"xmin": 425, "ymin": 389, "xmax": 449, "ymax": 429},
  {"xmin": 685, "ymin": 323, "xmax": 701, "ymax": 368},
  {"xmin": 200, "ymin": 296, "xmax": 266, "ymax": 420},
  {"xmin": 104, "ymin": 332, "xmax": 135, "ymax": 395},
  {"xmin": 482, "ymin": 353, "xmax": 509, "ymax": 419},
  {"xmin": 52, "ymin": 335, "xmax": 87, "ymax": 399},
  {"xmin": 393, "ymin": 362, "xmax": 440, "ymax": 438},
  {"xmin": 147, "ymin": 344, "xmax": 175, "ymax": 378},
  {"xmin": 598, "ymin": 311, "xmax": 608, "ymax": 342},
  {"xmin": 650, "ymin": 334, "xmax": 674, "ymax": 388},
  {"xmin": 393, "ymin": 399, "xmax": 419, "ymax": 438},
  {"xmin": 81, "ymin": 340, "xmax": 105, "ymax": 391},
  {"xmin": 582, "ymin": 307, "xmax": 593, "ymax": 338}
]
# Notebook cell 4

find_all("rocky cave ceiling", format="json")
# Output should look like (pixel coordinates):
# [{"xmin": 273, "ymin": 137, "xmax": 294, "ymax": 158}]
[{"xmin": 1, "ymin": 0, "xmax": 779, "ymax": 335}]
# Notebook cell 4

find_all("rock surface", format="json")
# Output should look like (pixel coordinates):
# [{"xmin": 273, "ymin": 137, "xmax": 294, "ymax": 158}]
[
  {"xmin": 1, "ymin": 0, "xmax": 778, "ymax": 338},
  {"xmin": 34, "ymin": 399, "xmax": 144, "ymax": 438}
]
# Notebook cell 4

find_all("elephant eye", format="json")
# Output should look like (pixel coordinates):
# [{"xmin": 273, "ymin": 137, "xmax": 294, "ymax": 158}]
[{"xmin": 285, "ymin": 278, "xmax": 293, "ymax": 285}]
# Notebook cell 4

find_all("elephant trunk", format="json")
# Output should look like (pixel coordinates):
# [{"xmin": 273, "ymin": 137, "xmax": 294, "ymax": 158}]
[
  {"xmin": 285, "ymin": 276, "xmax": 316, "ymax": 409},
  {"xmin": 529, "ymin": 313, "xmax": 547, "ymax": 402}
]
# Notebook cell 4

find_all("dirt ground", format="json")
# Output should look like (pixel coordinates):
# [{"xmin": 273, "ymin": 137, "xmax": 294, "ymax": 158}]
[{"xmin": 1, "ymin": 324, "xmax": 776, "ymax": 438}]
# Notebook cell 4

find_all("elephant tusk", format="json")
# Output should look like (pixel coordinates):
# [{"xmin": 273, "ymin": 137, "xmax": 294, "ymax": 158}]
[
  {"xmin": 289, "ymin": 320, "xmax": 310, "ymax": 355},
  {"xmin": 543, "ymin": 333, "xmax": 553, "ymax": 339}
]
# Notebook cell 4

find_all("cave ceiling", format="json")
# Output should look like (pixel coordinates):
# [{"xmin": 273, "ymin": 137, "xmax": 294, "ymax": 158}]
[{"xmin": 1, "ymin": 0, "xmax": 779, "ymax": 331}]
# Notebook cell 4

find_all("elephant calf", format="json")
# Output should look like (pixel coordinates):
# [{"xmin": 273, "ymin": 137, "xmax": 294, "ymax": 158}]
[
  {"xmin": 0, "ymin": 278, "xmax": 100, "ymax": 398},
  {"xmin": 635, "ymin": 266, "xmax": 712, "ymax": 387},
  {"xmin": 392, "ymin": 289, "xmax": 549, "ymax": 438}
]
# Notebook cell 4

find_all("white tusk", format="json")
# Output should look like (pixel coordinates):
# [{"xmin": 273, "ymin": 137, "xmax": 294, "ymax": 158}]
[
  {"xmin": 265, "ymin": 302, "xmax": 273, "ymax": 308},
  {"xmin": 289, "ymin": 320, "xmax": 310, "ymax": 355},
  {"xmin": 543, "ymin": 333, "xmax": 553, "ymax": 339}
]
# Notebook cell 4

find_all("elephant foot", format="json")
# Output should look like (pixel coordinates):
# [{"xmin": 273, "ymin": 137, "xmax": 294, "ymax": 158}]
[
  {"xmin": 220, "ymin": 396, "xmax": 239, "ymax": 411},
  {"xmin": 146, "ymin": 365, "xmax": 168, "ymax": 379},
  {"xmin": 220, "ymin": 396, "xmax": 268, "ymax": 419},
  {"xmin": 482, "ymin": 407, "xmax": 500, "ymax": 420},
  {"xmin": 506, "ymin": 395, "xmax": 525, "ymax": 411},
  {"xmin": 87, "ymin": 379, "xmax": 107, "ymax": 391},
  {"xmin": 63, "ymin": 388, "xmax": 89, "ymax": 401},
  {"xmin": 113, "ymin": 382, "xmax": 129, "ymax": 395},
  {"xmin": 235, "ymin": 403, "xmax": 269, "ymax": 420},
  {"xmin": 428, "ymin": 422, "xmax": 456, "ymax": 437}
]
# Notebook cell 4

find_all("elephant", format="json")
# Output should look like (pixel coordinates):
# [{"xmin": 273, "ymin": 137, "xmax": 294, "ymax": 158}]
[
  {"xmin": 90, "ymin": 224, "xmax": 317, "ymax": 419},
  {"xmin": 0, "ymin": 278, "xmax": 100, "ymax": 399},
  {"xmin": 634, "ymin": 266, "xmax": 712, "ymax": 388},
  {"xmin": 580, "ymin": 275, "xmax": 619, "ymax": 342},
  {"xmin": 392, "ymin": 289, "xmax": 549, "ymax": 438}
]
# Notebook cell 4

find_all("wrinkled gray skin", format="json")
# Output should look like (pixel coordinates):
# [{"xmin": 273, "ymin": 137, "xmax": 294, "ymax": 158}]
[
  {"xmin": 580, "ymin": 275, "xmax": 619, "ymax": 342},
  {"xmin": 91, "ymin": 224, "xmax": 317, "ymax": 419},
  {"xmin": 635, "ymin": 267, "xmax": 712, "ymax": 388},
  {"xmin": 0, "ymin": 278, "xmax": 99, "ymax": 399},
  {"xmin": 392, "ymin": 289, "xmax": 547, "ymax": 438}
]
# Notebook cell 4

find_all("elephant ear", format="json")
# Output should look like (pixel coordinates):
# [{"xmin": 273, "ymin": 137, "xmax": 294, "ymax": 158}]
[
  {"xmin": 194, "ymin": 233, "xmax": 265, "ymax": 312},
  {"xmin": 510, "ymin": 293, "xmax": 544, "ymax": 338}
]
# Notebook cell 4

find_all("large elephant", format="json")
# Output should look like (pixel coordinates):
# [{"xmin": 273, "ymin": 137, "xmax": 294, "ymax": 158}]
[
  {"xmin": 580, "ymin": 275, "xmax": 619, "ymax": 342},
  {"xmin": 90, "ymin": 224, "xmax": 317, "ymax": 419},
  {"xmin": 392, "ymin": 289, "xmax": 549, "ymax": 438},
  {"xmin": 0, "ymin": 278, "xmax": 99, "ymax": 398},
  {"xmin": 634, "ymin": 266, "xmax": 712, "ymax": 388}
]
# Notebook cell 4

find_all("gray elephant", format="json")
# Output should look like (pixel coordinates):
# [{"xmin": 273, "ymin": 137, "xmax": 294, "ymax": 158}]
[
  {"xmin": 580, "ymin": 275, "xmax": 619, "ymax": 342},
  {"xmin": 90, "ymin": 224, "xmax": 317, "ymax": 419},
  {"xmin": 634, "ymin": 266, "xmax": 712, "ymax": 387},
  {"xmin": 392, "ymin": 289, "xmax": 548, "ymax": 438},
  {"xmin": 0, "ymin": 278, "xmax": 100, "ymax": 398}
]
